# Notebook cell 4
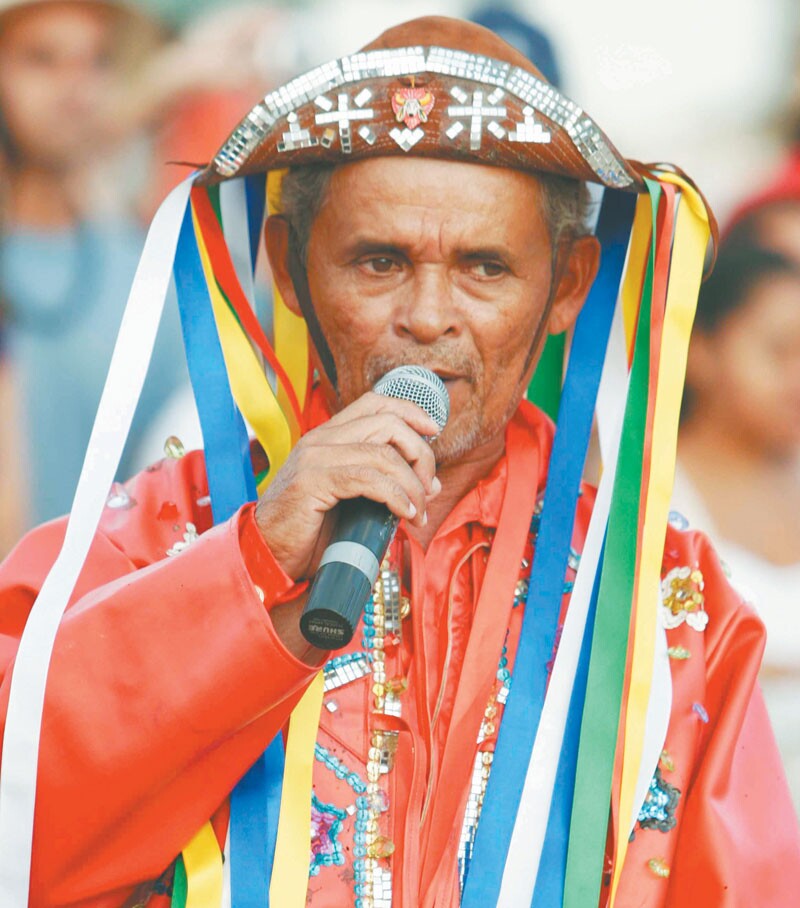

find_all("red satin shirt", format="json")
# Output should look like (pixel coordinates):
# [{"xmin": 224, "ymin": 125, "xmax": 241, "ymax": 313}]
[{"xmin": 0, "ymin": 401, "xmax": 797, "ymax": 907}]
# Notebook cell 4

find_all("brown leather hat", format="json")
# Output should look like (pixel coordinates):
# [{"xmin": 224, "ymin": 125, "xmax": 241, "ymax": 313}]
[{"xmin": 201, "ymin": 15, "xmax": 642, "ymax": 191}]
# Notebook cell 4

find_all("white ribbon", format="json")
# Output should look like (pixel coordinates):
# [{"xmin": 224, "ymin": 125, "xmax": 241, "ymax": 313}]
[
  {"xmin": 0, "ymin": 178, "xmax": 193, "ymax": 905},
  {"xmin": 219, "ymin": 178, "xmax": 257, "ymax": 308},
  {"xmin": 497, "ymin": 278, "xmax": 675, "ymax": 903},
  {"xmin": 629, "ymin": 591, "xmax": 672, "ymax": 833},
  {"xmin": 497, "ymin": 296, "xmax": 630, "ymax": 906}
]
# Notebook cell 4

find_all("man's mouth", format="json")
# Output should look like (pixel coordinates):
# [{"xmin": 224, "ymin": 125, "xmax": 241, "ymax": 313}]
[{"xmin": 432, "ymin": 370, "xmax": 466, "ymax": 384}]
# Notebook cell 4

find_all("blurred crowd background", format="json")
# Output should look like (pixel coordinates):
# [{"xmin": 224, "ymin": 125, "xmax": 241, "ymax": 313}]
[{"xmin": 1, "ymin": 0, "xmax": 800, "ymax": 808}]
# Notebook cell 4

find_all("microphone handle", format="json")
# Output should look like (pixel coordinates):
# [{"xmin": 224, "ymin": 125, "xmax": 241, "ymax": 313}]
[{"xmin": 300, "ymin": 498, "xmax": 398, "ymax": 649}]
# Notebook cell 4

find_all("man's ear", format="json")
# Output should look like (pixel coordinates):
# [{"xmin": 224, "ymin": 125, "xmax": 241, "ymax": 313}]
[
  {"xmin": 264, "ymin": 214, "xmax": 304, "ymax": 318},
  {"xmin": 546, "ymin": 234, "xmax": 602, "ymax": 335}
]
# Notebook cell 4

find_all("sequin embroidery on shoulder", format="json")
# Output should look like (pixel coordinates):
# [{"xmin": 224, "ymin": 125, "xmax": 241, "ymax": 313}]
[
  {"xmin": 660, "ymin": 566, "xmax": 708, "ymax": 631},
  {"xmin": 166, "ymin": 523, "xmax": 199, "ymax": 557},
  {"xmin": 637, "ymin": 766, "xmax": 681, "ymax": 833}
]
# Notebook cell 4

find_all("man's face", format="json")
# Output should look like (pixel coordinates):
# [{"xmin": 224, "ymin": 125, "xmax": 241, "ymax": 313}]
[
  {"xmin": 0, "ymin": 2, "xmax": 117, "ymax": 170},
  {"xmin": 274, "ymin": 156, "xmax": 598, "ymax": 465}
]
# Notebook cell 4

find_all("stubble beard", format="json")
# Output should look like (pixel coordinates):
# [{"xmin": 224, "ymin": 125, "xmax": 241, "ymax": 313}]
[{"xmin": 354, "ymin": 350, "xmax": 524, "ymax": 467}]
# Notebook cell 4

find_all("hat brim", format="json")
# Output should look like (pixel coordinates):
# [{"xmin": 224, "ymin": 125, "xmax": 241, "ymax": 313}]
[{"xmin": 201, "ymin": 43, "xmax": 642, "ymax": 192}]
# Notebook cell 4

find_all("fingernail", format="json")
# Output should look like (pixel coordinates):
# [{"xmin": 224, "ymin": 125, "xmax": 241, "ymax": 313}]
[
  {"xmin": 431, "ymin": 477, "xmax": 442, "ymax": 494},
  {"xmin": 422, "ymin": 511, "xmax": 428, "ymax": 526},
  {"xmin": 407, "ymin": 502, "xmax": 417, "ymax": 518}
]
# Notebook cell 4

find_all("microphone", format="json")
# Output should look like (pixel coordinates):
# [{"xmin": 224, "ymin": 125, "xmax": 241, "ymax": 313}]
[{"xmin": 299, "ymin": 365, "xmax": 450, "ymax": 649}]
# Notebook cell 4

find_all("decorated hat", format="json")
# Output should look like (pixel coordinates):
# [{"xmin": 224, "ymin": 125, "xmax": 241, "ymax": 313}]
[
  {"xmin": 0, "ymin": 15, "xmax": 715, "ymax": 908},
  {"xmin": 202, "ymin": 16, "xmax": 640, "ymax": 191}
]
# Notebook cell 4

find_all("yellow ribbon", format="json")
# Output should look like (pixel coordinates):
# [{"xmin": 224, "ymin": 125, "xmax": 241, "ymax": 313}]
[
  {"xmin": 191, "ymin": 206, "xmax": 293, "ymax": 490},
  {"xmin": 267, "ymin": 169, "xmax": 311, "ymax": 417},
  {"xmin": 620, "ymin": 193, "xmax": 653, "ymax": 364},
  {"xmin": 181, "ymin": 821, "xmax": 224, "ymax": 908},
  {"xmin": 269, "ymin": 672, "xmax": 325, "ymax": 907},
  {"xmin": 610, "ymin": 173, "xmax": 710, "ymax": 903}
]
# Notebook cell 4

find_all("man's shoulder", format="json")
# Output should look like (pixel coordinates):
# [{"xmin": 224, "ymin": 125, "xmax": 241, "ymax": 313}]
[
  {"xmin": 1, "ymin": 448, "xmax": 215, "ymax": 589},
  {"xmin": 98, "ymin": 449, "xmax": 215, "ymax": 562},
  {"xmin": 661, "ymin": 515, "xmax": 765, "ymax": 660},
  {"xmin": 571, "ymin": 484, "xmax": 764, "ymax": 657}
]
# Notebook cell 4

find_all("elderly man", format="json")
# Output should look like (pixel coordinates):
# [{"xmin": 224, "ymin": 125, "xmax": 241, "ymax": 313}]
[{"xmin": 0, "ymin": 14, "xmax": 798, "ymax": 908}]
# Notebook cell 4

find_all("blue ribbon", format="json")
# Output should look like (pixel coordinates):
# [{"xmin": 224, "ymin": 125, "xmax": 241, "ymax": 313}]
[
  {"xmin": 245, "ymin": 174, "xmax": 267, "ymax": 267},
  {"xmin": 229, "ymin": 736, "xmax": 286, "ymax": 907},
  {"xmin": 460, "ymin": 189, "xmax": 635, "ymax": 907},
  {"xmin": 173, "ymin": 202, "xmax": 256, "ymax": 521},
  {"xmin": 531, "ymin": 539, "xmax": 604, "ymax": 906},
  {"xmin": 174, "ymin": 194, "xmax": 283, "ymax": 905}
]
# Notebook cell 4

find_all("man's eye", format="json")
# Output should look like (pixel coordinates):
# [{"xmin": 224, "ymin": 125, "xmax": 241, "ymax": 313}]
[
  {"xmin": 473, "ymin": 261, "xmax": 506, "ymax": 278},
  {"xmin": 363, "ymin": 257, "xmax": 398, "ymax": 274}
]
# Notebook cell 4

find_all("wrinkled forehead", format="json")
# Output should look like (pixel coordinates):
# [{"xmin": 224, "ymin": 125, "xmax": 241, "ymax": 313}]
[{"xmin": 280, "ymin": 156, "xmax": 558, "ymax": 263}]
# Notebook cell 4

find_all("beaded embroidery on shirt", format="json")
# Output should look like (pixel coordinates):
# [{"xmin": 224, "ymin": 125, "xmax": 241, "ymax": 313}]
[
  {"xmin": 660, "ymin": 566, "xmax": 708, "ymax": 631},
  {"xmin": 310, "ymin": 793, "xmax": 347, "ymax": 875},
  {"xmin": 637, "ymin": 767, "xmax": 681, "ymax": 833},
  {"xmin": 457, "ymin": 500, "xmax": 550, "ymax": 892},
  {"xmin": 312, "ymin": 496, "xmax": 583, "ymax": 906}
]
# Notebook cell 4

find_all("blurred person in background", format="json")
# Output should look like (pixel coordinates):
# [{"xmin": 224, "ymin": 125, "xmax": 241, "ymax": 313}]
[
  {"xmin": 470, "ymin": 4, "xmax": 562, "ymax": 87},
  {"xmin": 0, "ymin": 331, "xmax": 25, "ymax": 558},
  {"xmin": 131, "ymin": 1, "xmax": 299, "ymax": 214},
  {"xmin": 0, "ymin": 0, "xmax": 187, "ymax": 536},
  {"xmin": 674, "ymin": 209, "xmax": 800, "ymax": 811},
  {"xmin": 126, "ymin": 2, "xmax": 303, "ymax": 464}
]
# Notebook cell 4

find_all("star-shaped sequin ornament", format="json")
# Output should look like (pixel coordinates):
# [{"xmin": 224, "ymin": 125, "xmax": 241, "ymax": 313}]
[
  {"xmin": 638, "ymin": 766, "xmax": 681, "ymax": 833},
  {"xmin": 660, "ymin": 566, "xmax": 709, "ymax": 631},
  {"xmin": 309, "ymin": 793, "xmax": 346, "ymax": 875}
]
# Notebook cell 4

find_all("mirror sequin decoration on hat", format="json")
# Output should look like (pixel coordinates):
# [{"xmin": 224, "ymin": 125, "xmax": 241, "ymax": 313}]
[{"xmin": 209, "ymin": 46, "xmax": 635, "ymax": 189}]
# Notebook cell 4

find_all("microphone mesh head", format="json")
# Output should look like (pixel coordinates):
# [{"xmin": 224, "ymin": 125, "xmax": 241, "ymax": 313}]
[{"xmin": 373, "ymin": 365, "xmax": 450, "ymax": 432}]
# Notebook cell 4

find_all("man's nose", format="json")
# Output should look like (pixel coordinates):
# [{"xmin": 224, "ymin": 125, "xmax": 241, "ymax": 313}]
[{"xmin": 395, "ymin": 267, "xmax": 460, "ymax": 343}]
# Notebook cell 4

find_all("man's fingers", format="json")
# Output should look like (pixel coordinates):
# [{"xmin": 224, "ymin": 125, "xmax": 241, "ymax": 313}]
[
  {"xmin": 305, "ymin": 412, "xmax": 438, "ymax": 492},
  {"xmin": 333, "ymin": 464, "xmax": 425, "ymax": 524},
  {"xmin": 307, "ymin": 445, "xmax": 430, "ymax": 526},
  {"xmin": 325, "ymin": 391, "xmax": 441, "ymax": 437}
]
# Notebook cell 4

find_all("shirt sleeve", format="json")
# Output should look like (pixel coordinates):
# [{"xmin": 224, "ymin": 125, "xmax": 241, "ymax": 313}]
[
  {"xmin": 0, "ymin": 484, "xmax": 320, "ymax": 907},
  {"xmin": 664, "ymin": 546, "xmax": 800, "ymax": 906}
]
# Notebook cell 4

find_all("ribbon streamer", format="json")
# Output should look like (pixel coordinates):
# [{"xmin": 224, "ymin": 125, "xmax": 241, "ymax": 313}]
[
  {"xmin": 193, "ymin": 187, "xmax": 303, "ymax": 438},
  {"xmin": 191, "ymin": 196, "xmax": 293, "ymax": 483},
  {"xmin": 170, "ymin": 823, "xmax": 224, "ymax": 908},
  {"xmin": 496, "ymin": 190, "xmax": 636, "ymax": 907},
  {"xmin": 562, "ymin": 181, "xmax": 662, "ymax": 908},
  {"xmin": 609, "ymin": 174, "xmax": 710, "ymax": 903},
  {"xmin": 461, "ymin": 189, "xmax": 635, "ymax": 908},
  {"xmin": 266, "ymin": 170, "xmax": 311, "ymax": 417},
  {"xmin": 269, "ymin": 673, "xmax": 325, "ymax": 908},
  {"xmin": 174, "ymin": 202, "xmax": 256, "ymax": 521},
  {"xmin": 0, "ymin": 179, "xmax": 193, "ymax": 907}
]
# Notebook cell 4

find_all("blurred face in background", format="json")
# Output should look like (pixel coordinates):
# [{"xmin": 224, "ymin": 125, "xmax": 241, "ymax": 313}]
[
  {"xmin": 687, "ymin": 271, "xmax": 800, "ymax": 458},
  {"xmin": 0, "ymin": 1, "xmax": 118, "ymax": 171},
  {"xmin": 753, "ymin": 203, "xmax": 800, "ymax": 265}
]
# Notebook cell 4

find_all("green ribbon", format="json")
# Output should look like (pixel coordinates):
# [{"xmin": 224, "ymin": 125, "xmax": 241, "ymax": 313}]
[
  {"xmin": 527, "ymin": 332, "xmax": 566, "ymax": 422},
  {"xmin": 562, "ymin": 179, "xmax": 662, "ymax": 906},
  {"xmin": 170, "ymin": 856, "xmax": 188, "ymax": 908}
]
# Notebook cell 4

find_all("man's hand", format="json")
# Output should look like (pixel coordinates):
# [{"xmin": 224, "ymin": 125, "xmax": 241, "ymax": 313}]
[{"xmin": 255, "ymin": 392, "xmax": 442, "ymax": 581}]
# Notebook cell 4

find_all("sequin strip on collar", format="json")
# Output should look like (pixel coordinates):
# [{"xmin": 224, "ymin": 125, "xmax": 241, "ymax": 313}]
[{"xmin": 315, "ymin": 567, "xmax": 402, "ymax": 907}]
